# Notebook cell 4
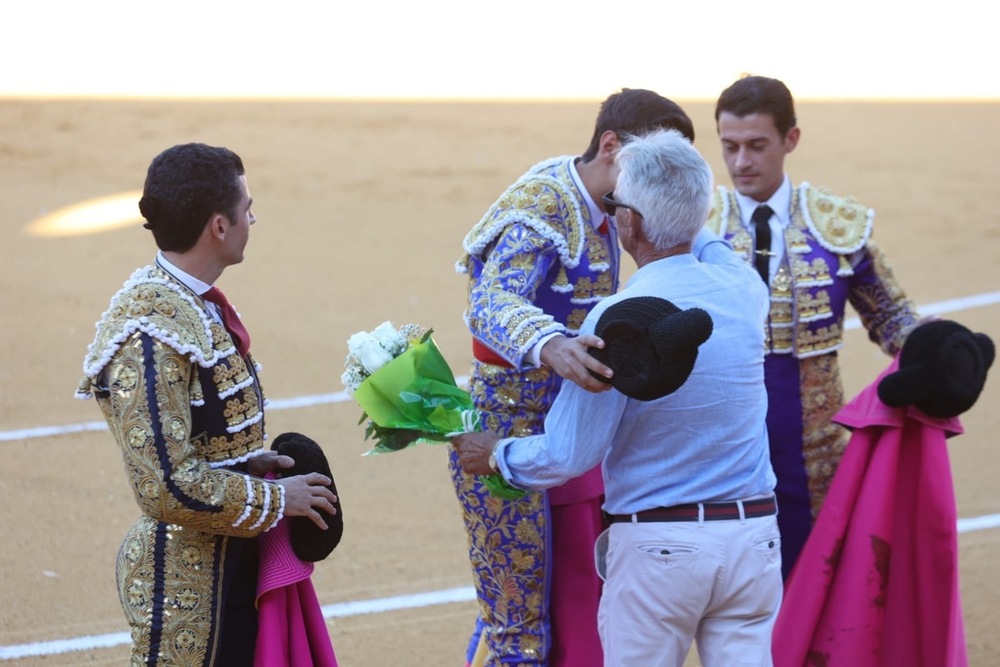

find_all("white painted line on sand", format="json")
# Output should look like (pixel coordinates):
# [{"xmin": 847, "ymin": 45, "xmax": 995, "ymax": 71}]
[
  {"xmin": 4, "ymin": 290, "xmax": 1000, "ymax": 444},
  {"xmin": 1, "ymin": 513, "xmax": 997, "ymax": 661},
  {"xmin": 0, "ymin": 587, "xmax": 477, "ymax": 660}
]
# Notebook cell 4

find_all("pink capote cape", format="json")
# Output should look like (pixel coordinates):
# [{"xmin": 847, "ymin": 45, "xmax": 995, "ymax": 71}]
[
  {"xmin": 772, "ymin": 357, "xmax": 968, "ymax": 667},
  {"xmin": 255, "ymin": 518, "xmax": 338, "ymax": 667}
]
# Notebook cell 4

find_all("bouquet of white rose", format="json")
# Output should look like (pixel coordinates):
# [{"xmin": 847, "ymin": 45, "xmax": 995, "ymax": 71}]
[{"xmin": 342, "ymin": 321, "xmax": 524, "ymax": 499}]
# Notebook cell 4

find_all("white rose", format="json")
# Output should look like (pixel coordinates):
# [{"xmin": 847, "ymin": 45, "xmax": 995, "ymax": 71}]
[
  {"xmin": 371, "ymin": 321, "xmax": 406, "ymax": 355},
  {"xmin": 348, "ymin": 332, "xmax": 394, "ymax": 374},
  {"xmin": 348, "ymin": 331, "xmax": 375, "ymax": 356}
]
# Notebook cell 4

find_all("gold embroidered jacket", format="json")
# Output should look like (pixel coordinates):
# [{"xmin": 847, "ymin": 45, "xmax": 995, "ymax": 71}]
[
  {"xmin": 706, "ymin": 183, "xmax": 920, "ymax": 518},
  {"xmin": 77, "ymin": 264, "xmax": 282, "ymax": 666},
  {"xmin": 706, "ymin": 182, "xmax": 918, "ymax": 359}
]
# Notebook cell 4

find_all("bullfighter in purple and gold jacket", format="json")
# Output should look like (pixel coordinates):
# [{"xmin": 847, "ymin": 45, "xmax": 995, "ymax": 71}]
[
  {"xmin": 712, "ymin": 75, "xmax": 920, "ymax": 579},
  {"xmin": 449, "ymin": 89, "xmax": 696, "ymax": 667},
  {"xmin": 706, "ymin": 180, "xmax": 920, "ymax": 579}
]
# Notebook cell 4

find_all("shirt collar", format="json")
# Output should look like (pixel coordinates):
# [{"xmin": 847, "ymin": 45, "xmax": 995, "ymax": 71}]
[
  {"xmin": 156, "ymin": 251, "xmax": 212, "ymax": 296},
  {"xmin": 734, "ymin": 175, "xmax": 792, "ymax": 229},
  {"xmin": 569, "ymin": 158, "xmax": 606, "ymax": 229},
  {"xmin": 627, "ymin": 252, "xmax": 698, "ymax": 285}
]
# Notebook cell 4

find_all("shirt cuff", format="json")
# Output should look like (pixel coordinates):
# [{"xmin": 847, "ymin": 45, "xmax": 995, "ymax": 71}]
[{"xmin": 530, "ymin": 332, "xmax": 563, "ymax": 368}]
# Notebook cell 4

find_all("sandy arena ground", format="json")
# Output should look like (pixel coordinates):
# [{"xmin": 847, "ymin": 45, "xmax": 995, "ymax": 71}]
[{"xmin": 0, "ymin": 99, "xmax": 998, "ymax": 665}]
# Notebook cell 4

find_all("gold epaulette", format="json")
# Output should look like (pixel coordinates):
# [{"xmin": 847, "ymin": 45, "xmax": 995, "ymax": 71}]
[
  {"xmin": 460, "ymin": 157, "xmax": 587, "ymax": 269},
  {"xmin": 704, "ymin": 186, "xmax": 732, "ymax": 235},
  {"xmin": 800, "ymin": 183, "xmax": 873, "ymax": 254},
  {"xmin": 78, "ymin": 266, "xmax": 222, "ymax": 396}
]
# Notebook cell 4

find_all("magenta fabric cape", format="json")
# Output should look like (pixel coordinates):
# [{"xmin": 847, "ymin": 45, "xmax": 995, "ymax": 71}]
[
  {"xmin": 255, "ymin": 518, "xmax": 338, "ymax": 667},
  {"xmin": 772, "ymin": 357, "xmax": 968, "ymax": 667}
]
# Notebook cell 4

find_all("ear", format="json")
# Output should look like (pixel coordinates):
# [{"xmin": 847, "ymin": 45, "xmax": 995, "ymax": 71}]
[
  {"xmin": 207, "ymin": 213, "xmax": 229, "ymax": 240},
  {"xmin": 598, "ymin": 130, "xmax": 622, "ymax": 163},
  {"xmin": 784, "ymin": 126, "xmax": 801, "ymax": 154}
]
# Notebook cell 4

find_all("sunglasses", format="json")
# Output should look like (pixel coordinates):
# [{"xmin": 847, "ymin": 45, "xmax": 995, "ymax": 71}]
[{"xmin": 602, "ymin": 191, "xmax": 643, "ymax": 219}]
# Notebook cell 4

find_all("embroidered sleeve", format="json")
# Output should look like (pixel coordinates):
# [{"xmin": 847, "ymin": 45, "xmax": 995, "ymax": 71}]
[
  {"xmin": 104, "ymin": 332, "xmax": 282, "ymax": 536},
  {"xmin": 847, "ymin": 239, "xmax": 920, "ymax": 356},
  {"xmin": 467, "ymin": 224, "xmax": 566, "ymax": 368}
]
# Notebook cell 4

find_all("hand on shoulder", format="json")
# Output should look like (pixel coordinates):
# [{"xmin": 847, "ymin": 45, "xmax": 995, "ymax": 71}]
[{"xmin": 540, "ymin": 334, "xmax": 614, "ymax": 393}]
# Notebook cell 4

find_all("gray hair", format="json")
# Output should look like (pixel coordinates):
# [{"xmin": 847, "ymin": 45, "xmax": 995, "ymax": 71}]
[{"xmin": 615, "ymin": 129, "xmax": 713, "ymax": 250}]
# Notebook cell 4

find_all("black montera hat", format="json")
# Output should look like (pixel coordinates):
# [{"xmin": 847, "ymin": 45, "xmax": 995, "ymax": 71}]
[
  {"xmin": 588, "ymin": 296, "xmax": 713, "ymax": 401},
  {"xmin": 271, "ymin": 432, "xmax": 344, "ymax": 562},
  {"xmin": 877, "ymin": 320, "xmax": 994, "ymax": 418}
]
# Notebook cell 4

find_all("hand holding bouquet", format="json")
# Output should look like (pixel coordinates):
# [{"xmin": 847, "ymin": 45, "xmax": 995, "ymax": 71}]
[{"xmin": 342, "ymin": 322, "xmax": 524, "ymax": 499}]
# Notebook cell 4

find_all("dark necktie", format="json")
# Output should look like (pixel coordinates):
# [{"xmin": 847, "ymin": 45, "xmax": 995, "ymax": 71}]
[
  {"xmin": 752, "ymin": 204, "xmax": 774, "ymax": 285},
  {"xmin": 597, "ymin": 214, "xmax": 609, "ymax": 236},
  {"xmin": 202, "ymin": 286, "xmax": 251, "ymax": 357}
]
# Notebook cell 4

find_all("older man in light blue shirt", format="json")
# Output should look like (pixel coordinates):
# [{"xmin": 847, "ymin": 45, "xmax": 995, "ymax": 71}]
[{"xmin": 453, "ymin": 129, "xmax": 782, "ymax": 667}]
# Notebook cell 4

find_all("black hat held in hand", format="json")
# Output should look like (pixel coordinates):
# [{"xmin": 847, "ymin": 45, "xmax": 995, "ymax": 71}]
[
  {"xmin": 877, "ymin": 320, "xmax": 995, "ymax": 418},
  {"xmin": 588, "ymin": 296, "xmax": 713, "ymax": 401},
  {"xmin": 271, "ymin": 432, "xmax": 344, "ymax": 562}
]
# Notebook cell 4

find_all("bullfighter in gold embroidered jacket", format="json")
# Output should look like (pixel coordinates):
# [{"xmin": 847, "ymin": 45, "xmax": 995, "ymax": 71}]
[
  {"xmin": 711, "ymin": 76, "xmax": 920, "ymax": 579},
  {"xmin": 76, "ymin": 143, "xmax": 337, "ymax": 666}
]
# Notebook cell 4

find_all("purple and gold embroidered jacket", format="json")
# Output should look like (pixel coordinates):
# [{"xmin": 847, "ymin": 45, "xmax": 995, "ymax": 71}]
[
  {"xmin": 457, "ymin": 155, "xmax": 618, "ymax": 472},
  {"xmin": 459, "ymin": 155, "xmax": 618, "ymax": 368},
  {"xmin": 706, "ymin": 182, "xmax": 920, "ymax": 515}
]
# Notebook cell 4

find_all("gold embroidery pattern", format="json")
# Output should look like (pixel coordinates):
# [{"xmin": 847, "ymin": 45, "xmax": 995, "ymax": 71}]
[
  {"xmin": 795, "ymin": 290, "xmax": 833, "ymax": 323},
  {"xmin": 798, "ymin": 355, "xmax": 850, "ymax": 518},
  {"xmin": 204, "ymin": 421, "xmax": 264, "ymax": 461},
  {"xmin": 847, "ymin": 240, "xmax": 919, "ymax": 356},
  {"xmin": 467, "ymin": 231, "xmax": 561, "ymax": 363},
  {"xmin": 463, "ymin": 159, "xmax": 586, "ymax": 270},
  {"xmin": 102, "ymin": 335, "xmax": 277, "ymax": 534},
  {"xmin": 787, "ymin": 254, "xmax": 833, "ymax": 287},
  {"xmin": 769, "ymin": 298, "xmax": 794, "ymax": 327},
  {"xmin": 794, "ymin": 323, "xmax": 843, "ymax": 358},
  {"xmin": 210, "ymin": 331, "xmax": 253, "ymax": 394},
  {"xmin": 97, "ymin": 335, "xmax": 276, "ymax": 665},
  {"xmin": 566, "ymin": 308, "xmax": 590, "ymax": 332},
  {"xmin": 804, "ymin": 186, "xmax": 872, "ymax": 253},
  {"xmin": 79, "ymin": 266, "xmax": 216, "ymax": 396},
  {"xmin": 786, "ymin": 226, "xmax": 812, "ymax": 254},
  {"xmin": 449, "ymin": 362, "xmax": 556, "ymax": 662},
  {"xmin": 552, "ymin": 266, "xmax": 570, "ymax": 292},
  {"xmin": 572, "ymin": 274, "xmax": 613, "ymax": 301},
  {"xmin": 767, "ymin": 325, "xmax": 794, "ymax": 353},
  {"xmin": 117, "ymin": 517, "xmax": 220, "ymax": 666},
  {"xmin": 584, "ymin": 223, "xmax": 611, "ymax": 269}
]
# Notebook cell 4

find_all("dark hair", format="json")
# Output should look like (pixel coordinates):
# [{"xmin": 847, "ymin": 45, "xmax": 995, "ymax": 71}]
[
  {"xmin": 138, "ymin": 143, "xmax": 246, "ymax": 252},
  {"xmin": 581, "ymin": 88, "xmax": 694, "ymax": 162},
  {"xmin": 715, "ymin": 75, "xmax": 797, "ymax": 137}
]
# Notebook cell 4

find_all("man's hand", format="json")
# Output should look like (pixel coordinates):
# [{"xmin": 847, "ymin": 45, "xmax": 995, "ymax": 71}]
[
  {"xmin": 540, "ymin": 334, "xmax": 614, "ymax": 393},
  {"xmin": 451, "ymin": 431, "xmax": 501, "ymax": 475},
  {"xmin": 277, "ymin": 473, "xmax": 339, "ymax": 530},
  {"xmin": 247, "ymin": 450, "xmax": 295, "ymax": 477}
]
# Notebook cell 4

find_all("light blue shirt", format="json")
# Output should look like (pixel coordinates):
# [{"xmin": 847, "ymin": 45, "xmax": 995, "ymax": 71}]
[{"xmin": 494, "ymin": 228, "xmax": 776, "ymax": 515}]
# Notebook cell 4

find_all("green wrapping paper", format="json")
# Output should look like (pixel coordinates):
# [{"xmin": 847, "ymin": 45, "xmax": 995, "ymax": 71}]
[{"xmin": 353, "ymin": 338, "xmax": 525, "ymax": 499}]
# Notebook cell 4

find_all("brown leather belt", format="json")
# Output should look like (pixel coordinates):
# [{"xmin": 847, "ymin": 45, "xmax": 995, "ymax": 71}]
[{"xmin": 607, "ymin": 496, "xmax": 777, "ymax": 523}]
